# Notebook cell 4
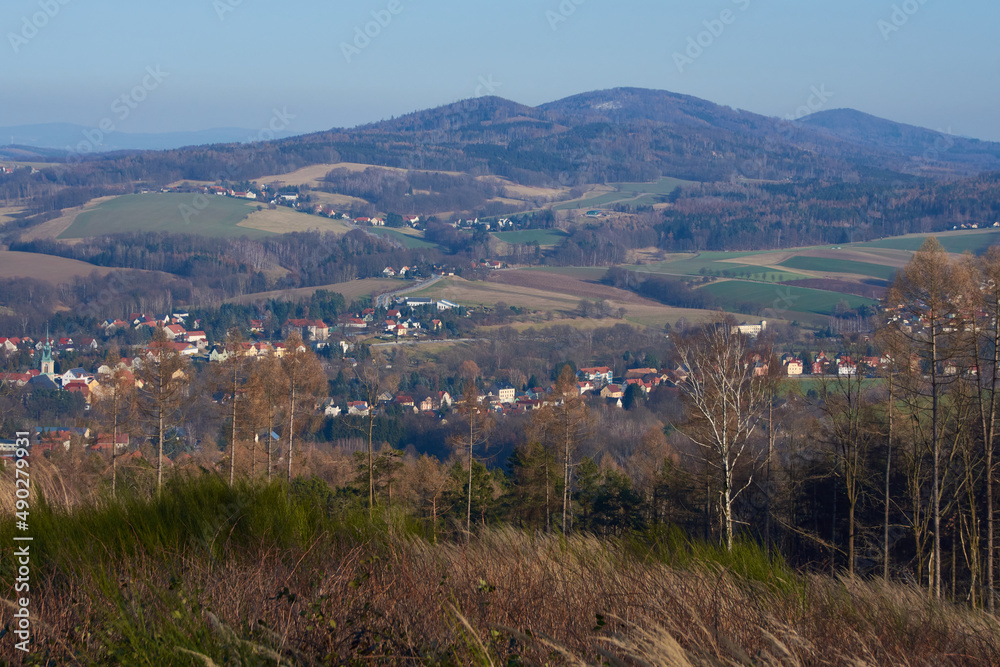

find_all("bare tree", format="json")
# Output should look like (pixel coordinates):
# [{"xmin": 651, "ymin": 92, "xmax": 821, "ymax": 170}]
[
  {"xmin": 280, "ymin": 333, "xmax": 327, "ymax": 487},
  {"xmin": 215, "ymin": 329, "xmax": 250, "ymax": 485},
  {"xmin": 818, "ymin": 340, "xmax": 878, "ymax": 577},
  {"xmin": 248, "ymin": 354, "xmax": 286, "ymax": 482},
  {"xmin": 354, "ymin": 347, "xmax": 398, "ymax": 512},
  {"xmin": 136, "ymin": 326, "xmax": 190, "ymax": 494},
  {"xmin": 531, "ymin": 365, "xmax": 590, "ymax": 533},
  {"xmin": 451, "ymin": 379, "xmax": 494, "ymax": 541},
  {"xmin": 886, "ymin": 237, "xmax": 972, "ymax": 598},
  {"xmin": 965, "ymin": 247, "xmax": 1000, "ymax": 610},
  {"xmin": 673, "ymin": 316, "xmax": 770, "ymax": 551},
  {"xmin": 93, "ymin": 360, "xmax": 136, "ymax": 498}
]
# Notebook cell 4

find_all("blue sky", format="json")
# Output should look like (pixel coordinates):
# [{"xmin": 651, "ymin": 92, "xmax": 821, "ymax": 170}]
[{"xmin": 2, "ymin": 0, "xmax": 998, "ymax": 140}]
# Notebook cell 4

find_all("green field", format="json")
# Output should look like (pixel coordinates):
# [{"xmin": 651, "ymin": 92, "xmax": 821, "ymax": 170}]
[
  {"xmin": 492, "ymin": 229, "xmax": 568, "ymax": 246},
  {"xmin": 553, "ymin": 191, "xmax": 635, "ymax": 211},
  {"xmin": 855, "ymin": 230, "xmax": 1000, "ymax": 254},
  {"xmin": 699, "ymin": 281, "xmax": 877, "ymax": 316},
  {"xmin": 61, "ymin": 194, "xmax": 268, "ymax": 239},
  {"xmin": 629, "ymin": 253, "xmax": 807, "ymax": 282},
  {"xmin": 615, "ymin": 177, "xmax": 694, "ymax": 195},
  {"xmin": 553, "ymin": 176, "xmax": 695, "ymax": 211},
  {"xmin": 368, "ymin": 227, "xmax": 439, "ymax": 249},
  {"xmin": 779, "ymin": 256, "xmax": 899, "ymax": 281}
]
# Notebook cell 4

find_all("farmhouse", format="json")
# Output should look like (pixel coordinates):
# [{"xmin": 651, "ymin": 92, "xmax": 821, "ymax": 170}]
[{"xmin": 578, "ymin": 367, "xmax": 613, "ymax": 384}]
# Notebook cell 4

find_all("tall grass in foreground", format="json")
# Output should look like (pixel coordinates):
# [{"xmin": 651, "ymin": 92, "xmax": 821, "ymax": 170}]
[{"xmin": 0, "ymin": 473, "xmax": 998, "ymax": 665}]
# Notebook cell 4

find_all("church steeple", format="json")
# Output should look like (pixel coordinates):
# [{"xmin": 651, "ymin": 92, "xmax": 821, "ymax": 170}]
[{"xmin": 40, "ymin": 325, "xmax": 54, "ymax": 376}]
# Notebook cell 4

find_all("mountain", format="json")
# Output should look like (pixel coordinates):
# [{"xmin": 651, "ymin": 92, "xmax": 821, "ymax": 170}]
[
  {"xmin": 10, "ymin": 88, "xmax": 1000, "ymax": 190},
  {"xmin": 798, "ymin": 108, "xmax": 1000, "ymax": 173},
  {"xmin": 0, "ymin": 123, "xmax": 298, "ymax": 153}
]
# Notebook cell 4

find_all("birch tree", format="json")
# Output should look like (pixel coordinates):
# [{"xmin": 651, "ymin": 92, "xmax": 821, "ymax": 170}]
[{"xmin": 673, "ymin": 317, "xmax": 769, "ymax": 551}]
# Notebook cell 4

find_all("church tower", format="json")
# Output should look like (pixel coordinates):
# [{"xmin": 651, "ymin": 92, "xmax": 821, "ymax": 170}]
[{"xmin": 40, "ymin": 326, "xmax": 54, "ymax": 376}]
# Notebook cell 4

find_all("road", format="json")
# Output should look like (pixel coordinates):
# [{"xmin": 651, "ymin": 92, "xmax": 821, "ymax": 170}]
[{"xmin": 375, "ymin": 274, "xmax": 445, "ymax": 308}]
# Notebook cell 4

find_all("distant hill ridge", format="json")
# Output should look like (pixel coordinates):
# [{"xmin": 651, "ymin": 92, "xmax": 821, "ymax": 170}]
[{"xmin": 9, "ymin": 87, "xmax": 1000, "ymax": 184}]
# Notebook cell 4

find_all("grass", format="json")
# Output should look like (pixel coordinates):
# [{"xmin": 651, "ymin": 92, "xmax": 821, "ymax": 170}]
[
  {"xmin": 491, "ymin": 229, "xmax": 567, "ymax": 246},
  {"xmin": 368, "ymin": 226, "xmax": 440, "ymax": 248},
  {"xmin": 1, "ymin": 474, "xmax": 998, "ymax": 665},
  {"xmin": 855, "ymin": 229, "xmax": 1000, "ymax": 254},
  {"xmin": 60, "ymin": 193, "xmax": 269, "ymax": 239},
  {"xmin": 779, "ymin": 255, "xmax": 900, "ymax": 281},
  {"xmin": 0, "ymin": 250, "xmax": 120, "ymax": 284},
  {"xmin": 552, "ymin": 177, "xmax": 696, "ymax": 211},
  {"xmin": 699, "ymin": 280, "xmax": 877, "ymax": 316}
]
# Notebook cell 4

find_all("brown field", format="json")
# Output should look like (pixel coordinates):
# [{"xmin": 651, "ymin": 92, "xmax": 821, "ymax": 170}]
[
  {"xmin": 227, "ymin": 278, "xmax": 406, "ymax": 305},
  {"xmin": 306, "ymin": 191, "xmax": 371, "ymax": 210},
  {"xmin": 257, "ymin": 162, "xmax": 464, "ymax": 189},
  {"xmin": 238, "ymin": 208, "xmax": 353, "ymax": 235},
  {"xmin": 488, "ymin": 268, "xmax": 660, "ymax": 305},
  {"xmin": 478, "ymin": 176, "xmax": 568, "ymax": 200},
  {"xmin": 0, "ymin": 250, "xmax": 117, "ymax": 283},
  {"xmin": 166, "ymin": 179, "xmax": 214, "ymax": 189},
  {"xmin": 412, "ymin": 275, "xmax": 717, "ymax": 329},
  {"xmin": 18, "ymin": 196, "xmax": 118, "ymax": 241},
  {"xmin": 0, "ymin": 206, "xmax": 25, "ymax": 226}
]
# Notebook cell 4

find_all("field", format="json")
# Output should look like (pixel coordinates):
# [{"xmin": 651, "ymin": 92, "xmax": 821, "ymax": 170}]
[
  {"xmin": 699, "ymin": 280, "xmax": 878, "ymax": 316},
  {"xmin": 491, "ymin": 229, "xmax": 567, "ymax": 247},
  {"xmin": 368, "ymin": 227, "xmax": 439, "ymax": 248},
  {"xmin": 411, "ymin": 274, "xmax": 719, "ymax": 328},
  {"xmin": 238, "ymin": 207, "xmax": 354, "ymax": 235},
  {"xmin": 856, "ymin": 229, "xmax": 1000, "ymax": 254},
  {"xmin": 0, "ymin": 250, "xmax": 119, "ymax": 284},
  {"xmin": 779, "ymin": 255, "xmax": 900, "ymax": 281},
  {"xmin": 552, "ymin": 177, "xmax": 695, "ymax": 211},
  {"xmin": 60, "ymin": 194, "xmax": 269, "ymax": 239},
  {"xmin": 227, "ymin": 278, "xmax": 406, "ymax": 305},
  {"xmin": 17, "ymin": 196, "xmax": 121, "ymax": 241}
]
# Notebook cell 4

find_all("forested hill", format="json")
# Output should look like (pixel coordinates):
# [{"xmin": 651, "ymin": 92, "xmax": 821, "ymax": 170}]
[{"xmin": 12, "ymin": 87, "xmax": 1000, "ymax": 194}]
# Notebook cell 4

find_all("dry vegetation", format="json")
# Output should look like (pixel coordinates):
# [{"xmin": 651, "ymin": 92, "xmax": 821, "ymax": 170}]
[
  {"xmin": 0, "ymin": 250, "xmax": 116, "ymax": 284},
  {"xmin": 226, "ymin": 277, "xmax": 405, "ymax": 305},
  {"xmin": 0, "ymin": 471, "xmax": 996, "ymax": 665},
  {"xmin": 17, "ymin": 196, "xmax": 118, "ymax": 241},
  {"xmin": 237, "ymin": 207, "xmax": 354, "ymax": 235}
]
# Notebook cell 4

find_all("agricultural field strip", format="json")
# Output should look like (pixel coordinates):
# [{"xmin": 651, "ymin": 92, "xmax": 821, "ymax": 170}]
[
  {"xmin": 60, "ymin": 193, "xmax": 271, "ymax": 239},
  {"xmin": 778, "ymin": 256, "xmax": 900, "ymax": 281}
]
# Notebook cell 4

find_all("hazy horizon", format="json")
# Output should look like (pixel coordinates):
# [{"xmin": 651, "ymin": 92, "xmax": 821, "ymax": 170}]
[{"xmin": 2, "ymin": 0, "xmax": 997, "ymax": 142}]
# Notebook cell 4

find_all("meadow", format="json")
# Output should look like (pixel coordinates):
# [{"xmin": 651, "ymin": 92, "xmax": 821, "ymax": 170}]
[
  {"xmin": 778, "ymin": 255, "xmax": 900, "ymax": 281},
  {"xmin": 491, "ymin": 228, "xmax": 567, "ymax": 247},
  {"xmin": 369, "ymin": 226, "xmax": 440, "ymax": 248},
  {"xmin": 855, "ymin": 229, "xmax": 1000, "ymax": 254},
  {"xmin": 552, "ymin": 176, "xmax": 695, "ymax": 211},
  {"xmin": 699, "ymin": 280, "xmax": 877, "ymax": 316},
  {"xmin": 60, "ymin": 193, "xmax": 269, "ymax": 239}
]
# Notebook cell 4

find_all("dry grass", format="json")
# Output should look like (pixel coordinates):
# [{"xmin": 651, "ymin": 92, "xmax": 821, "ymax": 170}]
[
  {"xmin": 257, "ymin": 162, "xmax": 464, "ymax": 189},
  {"xmin": 17, "ymin": 196, "xmax": 118, "ymax": 241},
  {"xmin": 226, "ymin": 277, "xmax": 405, "ymax": 305},
  {"xmin": 237, "ymin": 207, "xmax": 353, "ymax": 235},
  {"xmin": 0, "ymin": 250, "xmax": 118, "ymax": 284},
  {"xmin": 3, "ymin": 493, "xmax": 997, "ymax": 666}
]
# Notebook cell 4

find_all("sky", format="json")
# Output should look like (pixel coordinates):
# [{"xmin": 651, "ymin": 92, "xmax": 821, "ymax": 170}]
[{"xmin": 1, "ymin": 0, "xmax": 998, "ymax": 141}]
